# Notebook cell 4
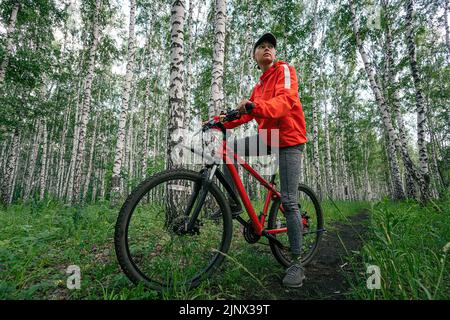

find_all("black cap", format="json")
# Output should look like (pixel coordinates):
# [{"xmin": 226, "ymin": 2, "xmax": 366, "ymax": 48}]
[{"xmin": 253, "ymin": 33, "xmax": 277, "ymax": 55}]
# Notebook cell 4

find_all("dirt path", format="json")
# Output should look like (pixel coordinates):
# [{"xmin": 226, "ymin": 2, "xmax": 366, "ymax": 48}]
[{"xmin": 253, "ymin": 209, "xmax": 370, "ymax": 300}]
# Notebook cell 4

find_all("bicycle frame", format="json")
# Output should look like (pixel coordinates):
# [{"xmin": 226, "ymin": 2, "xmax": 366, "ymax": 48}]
[
  {"xmin": 183, "ymin": 123, "xmax": 290, "ymax": 241},
  {"xmin": 219, "ymin": 133, "xmax": 287, "ymax": 236}
]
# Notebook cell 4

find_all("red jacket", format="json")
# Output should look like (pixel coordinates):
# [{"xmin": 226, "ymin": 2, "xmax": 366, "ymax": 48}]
[{"xmin": 223, "ymin": 60, "xmax": 307, "ymax": 148}]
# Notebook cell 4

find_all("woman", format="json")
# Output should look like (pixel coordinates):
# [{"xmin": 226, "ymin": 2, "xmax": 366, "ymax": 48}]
[{"xmin": 222, "ymin": 33, "xmax": 308, "ymax": 288}]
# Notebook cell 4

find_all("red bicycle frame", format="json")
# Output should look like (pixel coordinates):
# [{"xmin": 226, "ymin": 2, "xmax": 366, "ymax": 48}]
[{"xmin": 218, "ymin": 133, "xmax": 287, "ymax": 237}]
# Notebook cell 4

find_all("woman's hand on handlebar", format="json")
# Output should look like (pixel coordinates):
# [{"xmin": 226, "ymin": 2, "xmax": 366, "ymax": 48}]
[
  {"xmin": 200, "ymin": 107, "xmax": 243, "ymax": 131},
  {"xmin": 237, "ymin": 99, "xmax": 252, "ymax": 114}
]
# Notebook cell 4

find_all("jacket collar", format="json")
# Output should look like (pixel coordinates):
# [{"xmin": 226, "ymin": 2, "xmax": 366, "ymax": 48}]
[{"xmin": 260, "ymin": 60, "xmax": 286, "ymax": 82}]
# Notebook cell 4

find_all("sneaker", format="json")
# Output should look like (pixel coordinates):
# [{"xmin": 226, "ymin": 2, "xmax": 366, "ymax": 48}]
[{"xmin": 282, "ymin": 264, "xmax": 305, "ymax": 288}]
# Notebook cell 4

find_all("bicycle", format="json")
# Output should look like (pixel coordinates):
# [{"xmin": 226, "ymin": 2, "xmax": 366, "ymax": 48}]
[{"xmin": 114, "ymin": 109, "xmax": 324, "ymax": 292}]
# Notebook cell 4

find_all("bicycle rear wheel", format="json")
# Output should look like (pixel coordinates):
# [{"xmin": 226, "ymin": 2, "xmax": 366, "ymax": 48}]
[
  {"xmin": 114, "ymin": 169, "xmax": 233, "ymax": 292},
  {"xmin": 268, "ymin": 183, "xmax": 324, "ymax": 267}
]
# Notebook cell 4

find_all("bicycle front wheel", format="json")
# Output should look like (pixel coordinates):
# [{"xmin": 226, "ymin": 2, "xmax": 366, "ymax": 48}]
[
  {"xmin": 268, "ymin": 183, "xmax": 324, "ymax": 268},
  {"xmin": 114, "ymin": 169, "xmax": 233, "ymax": 292}
]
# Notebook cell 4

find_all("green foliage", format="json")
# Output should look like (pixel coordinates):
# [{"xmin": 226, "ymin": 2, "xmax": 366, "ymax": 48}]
[
  {"xmin": 193, "ymin": 64, "xmax": 213, "ymax": 119},
  {"xmin": 0, "ymin": 199, "xmax": 370, "ymax": 299},
  {"xmin": 346, "ymin": 194, "xmax": 450, "ymax": 299},
  {"xmin": 0, "ymin": 0, "xmax": 65, "ymax": 133}
]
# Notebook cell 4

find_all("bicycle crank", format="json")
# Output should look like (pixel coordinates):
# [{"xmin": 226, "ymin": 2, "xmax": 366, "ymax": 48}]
[{"xmin": 243, "ymin": 219, "xmax": 261, "ymax": 244}]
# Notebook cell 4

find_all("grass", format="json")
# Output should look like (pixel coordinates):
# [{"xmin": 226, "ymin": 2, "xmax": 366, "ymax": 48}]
[
  {"xmin": 3, "ymin": 195, "xmax": 446, "ymax": 300},
  {"xmin": 0, "ymin": 195, "xmax": 369, "ymax": 300},
  {"xmin": 344, "ymin": 192, "xmax": 450, "ymax": 300}
]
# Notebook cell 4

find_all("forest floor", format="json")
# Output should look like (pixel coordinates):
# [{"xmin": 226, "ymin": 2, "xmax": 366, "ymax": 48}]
[
  {"xmin": 0, "ymin": 201, "xmax": 372, "ymax": 300},
  {"xmin": 1, "ymin": 198, "xmax": 447, "ymax": 300},
  {"xmin": 244, "ymin": 210, "xmax": 369, "ymax": 300}
]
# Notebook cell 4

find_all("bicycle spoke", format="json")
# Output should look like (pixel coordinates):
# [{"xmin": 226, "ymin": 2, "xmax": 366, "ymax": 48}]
[
  {"xmin": 115, "ymin": 170, "xmax": 232, "ymax": 290},
  {"xmin": 268, "ymin": 184, "xmax": 323, "ymax": 267}
]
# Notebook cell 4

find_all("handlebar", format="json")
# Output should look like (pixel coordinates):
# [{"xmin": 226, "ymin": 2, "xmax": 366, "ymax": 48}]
[
  {"xmin": 222, "ymin": 109, "xmax": 241, "ymax": 122},
  {"xmin": 200, "ymin": 108, "xmax": 241, "ymax": 133}
]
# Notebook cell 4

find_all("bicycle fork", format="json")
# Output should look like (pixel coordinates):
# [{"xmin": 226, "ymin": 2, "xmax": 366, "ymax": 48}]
[{"xmin": 183, "ymin": 164, "xmax": 218, "ymax": 233}]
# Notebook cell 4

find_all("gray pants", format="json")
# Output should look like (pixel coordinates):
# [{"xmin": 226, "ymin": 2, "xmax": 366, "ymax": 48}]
[{"xmin": 224, "ymin": 134, "xmax": 304, "ymax": 255}]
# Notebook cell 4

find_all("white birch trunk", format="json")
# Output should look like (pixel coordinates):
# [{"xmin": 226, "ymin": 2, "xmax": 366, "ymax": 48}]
[
  {"xmin": 340, "ymin": 134, "xmax": 350, "ymax": 200},
  {"xmin": 99, "ymin": 130, "xmax": 107, "ymax": 201},
  {"xmin": 39, "ymin": 120, "xmax": 48, "ymax": 201},
  {"xmin": 0, "ymin": 142, "xmax": 7, "ymax": 177},
  {"xmin": 141, "ymin": 76, "xmax": 152, "ymax": 178},
  {"xmin": 405, "ymin": 0, "xmax": 431, "ymax": 202},
  {"xmin": 140, "ymin": 28, "xmax": 158, "ymax": 177},
  {"xmin": 127, "ymin": 114, "xmax": 135, "ymax": 194},
  {"xmin": 246, "ymin": 0, "xmax": 255, "ymax": 92},
  {"xmin": 333, "ymin": 137, "xmax": 340, "ymax": 199},
  {"xmin": 47, "ymin": 137, "xmax": 57, "ymax": 196},
  {"xmin": 349, "ymin": 0, "xmax": 405, "ymax": 200},
  {"xmin": 304, "ymin": 144, "xmax": 310, "ymax": 186},
  {"xmin": 141, "ymin": 116, "xmax": 149, "ymax": 179},
  {"xmin": 334, "ymin": 133, "xmax": 342, "ymax": 199},
  {"xmin": 0, "ymin": 2, "xmax": 20, "ymax": 84},
  {"xmin": 324, "ymin": 104, "xmax": 333, "ymax": 199},
  {"xmin": 382, "ymin": 3, "xmax": 418, "ymax": 199},
  {"xmin": 24, "ymin": 121, "xmax": 42, "ymax": 200},
  {"xmin": 10, "ymin": 140, "xmax": 20, "ymax": 204},
  {"xmin": 111, "ymin": 0, "xmax": 137, "ymax": 200},
  {"xmin": 82, "ymin": 116, "xmax": 98, "ymax": 201},
  {"xmin": 71, "ymin": 0, "xmax": 101, "ymax": 203},
  {"xmin": 186, "ymin": 0, "xmax": 194, "ymax": 123},
  {"xmin": 65, "ymin": 81, "xmax": 83, "ymax": 201},
  {"xmin": 299, "ymin": 154, "xmax": 304, "ymax": 184},
  {"xmin": 445, "ymin": 0, "xmax": 450, "ymax": 56},
  {"xmin": 100, "ymin": 167, "xmax": 106, "ymax": 201},
  {"xmin": 309, "ymin": 0, "xmax": 322, "ymax": 199},
  {"xmin": 363, "ymin": 137, "xmax": 373, "ymax": 201},
  {"xmin": 208, "ymin": 0, "xmax": 226, "ymax": 117},
  {"xmin": 57, "ymin": 108, "xmax": 70, "ymax": 198},
  {"xmin": 1, "ymin": 130, "xmax": 20, "ymax": 204},
  {"xmin": 167, "ymin": 0, "xmax": 186, "ymax": 170}
]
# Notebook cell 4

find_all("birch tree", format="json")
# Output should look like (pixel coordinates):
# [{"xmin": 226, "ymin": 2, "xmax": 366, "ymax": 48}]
[
  {"xmin": 83, "ymin": 116, "xmax": 98, "ymax": 201},
  {"xmin": 0, "ymin": 0, "xmax": 447, "ymax": 206},
  {"xmin": 405, "ymin": 0, "xmax": 431, "ymax": 201},
  {"xmin": 185, "ymin": 0, "xmax": 194, "ymax": 123},
  {"xmin": 23, "ymin": 121, "xmax": 42, "ymax": 201},
  {"xmin": 111, "ymin": 0, "xmax": 137, "ymax": 201},
  {"xmin": 71, "ymin": 0, "xmax": 102, "ymax": 203},
  {"xmin": 1, "ymin": 130, "xmax": 20, "ymax": 205},
  {"xmin": 39, "ymin": 120, "xmax": 48, "ymax": 201},
  {"xmin": 349, "ymin": 0, "xmax": 405, "ymax": 200},
  {"xmin": 323, "ymin": 103, "xmax": 333, "ymax": 198},
  {"xmin": 444, "ymin": 0, "xmax": 450, "ymax": 56},
  {"xmin": 167, "ymin": 0, "xmax": 186, "ymax": 170},
  {"xmin": 209, "ymin": 0, "xmax": 226, "ymax": 116},
  {"xmin": 0, "ymin": 2, "xmax": 20, "ymax": 84},
  {"xmin": 382, "ymin": 0, "xmax": 417, "ymax": 198},
  {"xmin": 309, "ymin": 0, "xmax": 322, "ymax": 198}
]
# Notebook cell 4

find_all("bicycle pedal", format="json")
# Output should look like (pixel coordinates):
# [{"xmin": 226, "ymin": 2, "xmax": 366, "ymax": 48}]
[{"xmin": 231, "ymin": 209, "xmax": 243, "ymax": 218}]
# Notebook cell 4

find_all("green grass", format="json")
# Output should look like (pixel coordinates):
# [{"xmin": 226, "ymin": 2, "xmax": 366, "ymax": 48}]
[
  {"xmin": 0, "ymin": 196, "xmax": 369, "ymax": 300},
  {"xmin": 4, "ymin": 196, "xmax": 445, "ymax": 300},
  {"xmin": 345, "ymin": 193, "xmax": 450, "ymax": 300}
]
